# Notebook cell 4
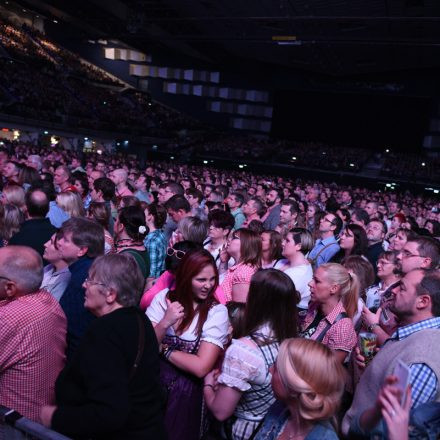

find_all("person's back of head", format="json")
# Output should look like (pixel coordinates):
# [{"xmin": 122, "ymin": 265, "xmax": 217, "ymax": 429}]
[
  {"xmin": 118, "ymin": 205, "xmax": 148, "ymax": 242},
  {"xmin": 165, "ymin": 240, "xmax": 202, "ymax": 273},
  {"xmin": 59, "ymin": 217, "xmax": 105, "ymax": 259},
  {"xmin": 31, "ymin": 179, "xmax": 57, "ymax": 202},
  {"xmin": 178, "ymin": 216, "xmax": 208, "ymax": 244},
  {"xmin": 26, "ymin": 189, "xmax": 49, "ymax": 218},
  {"xmin": 165, "ymin": 181, "xmax": 184, "ymax": 196},
  {"xmin": 0, "ymin": 246, "xmax": 43, "ymax": 296},
  {"xmin": 165, "ymin": 194, "xmax": 191, "ymax": 213},
  {"xmin": 208, "ymin": 209, "xmax": 235, "ymax": 232},
  {"xmin": 415, "ymin": 270, "xmax": 440, "ymax": 317},
  {"xmin": 94, "ymin": 177, "xmax": 115, "ymax": 201}
]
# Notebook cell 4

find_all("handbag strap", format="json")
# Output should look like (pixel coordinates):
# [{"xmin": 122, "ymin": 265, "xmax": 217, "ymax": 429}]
[
  {"xmin": 315, "ymin": 312, "xmax": 348, "ymax": 343},
  {"xmin": 129, "ymin": 311, "xmax": 146, "ymax": 381}
]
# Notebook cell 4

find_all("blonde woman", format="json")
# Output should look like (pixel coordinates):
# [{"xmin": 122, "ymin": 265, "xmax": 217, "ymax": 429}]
[
  {"xmin": 254, "ymin": 338, "xmax": 344, "ymax": 440},
  {"xmin": 1, "ymin": 184, "xmax": 26, "ymax": 212},
  {"xmin": 301, "ymin": 263, "xmax": 358, "ymax": 363},
  {"xmin": 56, "ymin": 191, "xmax": 85, "ymax": 218},
  {"xmin": 0, "ymin": 204, "xmax": 25, "ymax": 245}
]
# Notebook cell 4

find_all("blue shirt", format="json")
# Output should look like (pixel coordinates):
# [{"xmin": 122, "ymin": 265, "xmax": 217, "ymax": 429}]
[
  {"xmin": 308, "ymin": 235, "xmax": 340, "ymax": 268},
  {"xmin": 47, "ymin": 201, "xmax": 70, "ymax": 228},
  {"xmin": 387, "ymin": 317, "xmax": 440, "ymax": 408}
]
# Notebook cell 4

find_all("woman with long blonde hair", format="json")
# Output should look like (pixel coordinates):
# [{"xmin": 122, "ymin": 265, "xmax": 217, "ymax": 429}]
[
  {"xmin": 301, "ymin": 263, "xmax": 358, "ymax": 364},
  {"xmin": 254, "ymin": 338, "xmax": 345, "ymax": 440}
]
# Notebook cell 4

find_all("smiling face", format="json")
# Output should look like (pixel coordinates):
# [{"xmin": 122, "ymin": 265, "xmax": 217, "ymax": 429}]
[{"xmin": 192, "ymin": 264, "xmax": 216, "ymax": 302}]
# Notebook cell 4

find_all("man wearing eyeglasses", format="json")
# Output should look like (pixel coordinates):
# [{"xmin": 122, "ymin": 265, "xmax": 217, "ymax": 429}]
[
  {"xmin": 397, "ymin": 236, "xmax": 440, "ymax": 274},
  {"xmin": 308, "ymin": 212, "xmax": 342, "ymax": 268},
  {"xmin": 0, "ymin": 246, "xmax": 66, "ymax": 429}
]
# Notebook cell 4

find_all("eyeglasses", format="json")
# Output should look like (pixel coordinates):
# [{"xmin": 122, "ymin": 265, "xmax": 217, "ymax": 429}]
[
  {"xmin": 166, "ymin": 248, "xmax": 186, "ymax": 259},
  {"xmin": 0, "ymin": 275, "xmax": 12, "ymax": 282},
  {"xmin": 84, "ymin": 277, "xmax": 107, "ymax": 288},
  {"xmin": 401, "ymin": 250, "xmax": 422, "ymax": 259},
  {"xmin": 322, "ymin": 217, "xmax": 335, "ymax": 224},
  {"xmin": 376, "ymin": 260, "xmax": 394, "ymax": 267}
]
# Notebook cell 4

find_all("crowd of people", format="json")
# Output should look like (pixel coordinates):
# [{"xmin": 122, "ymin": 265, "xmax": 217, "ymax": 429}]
[
  {"xmin": 0, "ymin": 139, "xmax": 439, "ymax": 440},
  {"xmin": 0, "ymin": 17, "xmax": 201, "ymax": 134}
]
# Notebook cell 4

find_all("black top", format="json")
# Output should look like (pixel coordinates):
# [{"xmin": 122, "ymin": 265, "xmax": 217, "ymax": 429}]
[
  {"xmin": 9, "ymin": 217, "xmax": 57, "ymax": 261},
  {"xmin": 52, "ymin": 307, "xmax": 166, "ymax": 440}
]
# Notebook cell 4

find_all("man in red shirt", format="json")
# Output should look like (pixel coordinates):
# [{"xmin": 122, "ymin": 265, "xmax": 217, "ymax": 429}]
[{"xmin": 0, "ymin": 246, "xmax": 66, "ymax": 425}]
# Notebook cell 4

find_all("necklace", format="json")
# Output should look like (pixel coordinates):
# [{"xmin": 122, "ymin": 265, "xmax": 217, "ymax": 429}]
[{"xmin": 115, "ymin": 239, "xmax": 143, "ymax": 249}]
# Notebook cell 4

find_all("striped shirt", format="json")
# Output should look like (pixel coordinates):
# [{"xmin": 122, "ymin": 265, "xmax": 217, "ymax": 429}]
[{"xmin": 388, "ymin": 317, "xmax": 440, "ymax": 408}]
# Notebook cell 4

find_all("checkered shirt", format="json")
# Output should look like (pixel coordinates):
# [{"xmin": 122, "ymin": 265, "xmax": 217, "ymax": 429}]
[{"xmin": 144, "ymin": 229, "xmax": 167, "ymax": 278}]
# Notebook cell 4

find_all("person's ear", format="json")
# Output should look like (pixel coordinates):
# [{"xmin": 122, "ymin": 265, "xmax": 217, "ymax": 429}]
[
  {"xmin": 416, "ymin": 294, "xmax": 431, "ymax": 311},
  {"xmin": 77, "ymin": 246, "xmax": 88, "ymax": 258},
  {"xmin": 105, "ymin": 287, "xmax": 118, "ymax": 305},
  {"xmin": 4, "ymin": 281, "xmax": 17, "ymax": 299}
]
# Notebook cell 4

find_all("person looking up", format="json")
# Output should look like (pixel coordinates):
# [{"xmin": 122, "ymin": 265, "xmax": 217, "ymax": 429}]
[
  {"xmin": 54, "ymin": 166, "xmax": 76, "ymax": 193},
  {"xmin": 242, "ymin": 197, "xmax": 264, "ymax": 228},
  {"xmin": 109, "ymin": 168, "xmax": 133, "ymax": 198}
]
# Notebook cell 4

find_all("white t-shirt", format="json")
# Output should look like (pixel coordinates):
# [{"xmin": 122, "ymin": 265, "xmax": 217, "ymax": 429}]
[
  {"xmin": 283, "ymin": 264, "xmax": 313, "ymax": 309},
  {"xmin": 146, "ymin": 289, "xmax": 230, "ymax": 349}
]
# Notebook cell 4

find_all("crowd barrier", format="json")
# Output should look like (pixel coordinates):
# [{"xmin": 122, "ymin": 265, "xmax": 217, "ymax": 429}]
[{"xmin": 0, "ymin": 406, "xmax": 71, "ymax": 440}]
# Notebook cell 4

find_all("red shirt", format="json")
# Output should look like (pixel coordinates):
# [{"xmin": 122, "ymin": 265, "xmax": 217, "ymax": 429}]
[{"xmin": 0, "ymin": 290, "xmax": 66, "ymax": 421}]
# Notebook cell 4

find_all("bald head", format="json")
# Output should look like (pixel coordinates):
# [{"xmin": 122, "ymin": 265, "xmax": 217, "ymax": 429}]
[
  {"xmin": 25, "ymin": 188, "xmax": 49, "ymax": 218},
  {"xmin": 110, "ymin": 168, "xmax": 128, "ymax": 186},
  {"xmin": 0, "ymin": 246, "xmax": 43, "ymax": 297}
]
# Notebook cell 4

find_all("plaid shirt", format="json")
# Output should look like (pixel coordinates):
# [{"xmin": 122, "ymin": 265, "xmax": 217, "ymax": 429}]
[
  {"xmin": 388, "ymin": 317, "xmax": 440, "ymax": 408},
  {"xmin": 144, "ymin": 229, "xmax": 167, "ymax": 278},
  {"xmin": 0, "ymin": 290, "xmax": 66, "ymax": 421}
]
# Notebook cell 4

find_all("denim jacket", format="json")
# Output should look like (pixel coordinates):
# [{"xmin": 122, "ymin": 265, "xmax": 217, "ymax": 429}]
[{"xmin": 254, "ymin": 401, "xmax": 339, "ymax": 440}]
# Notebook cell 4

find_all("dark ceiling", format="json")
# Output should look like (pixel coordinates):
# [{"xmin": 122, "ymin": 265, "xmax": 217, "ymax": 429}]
[{"xmin": 16, "ymin": 0, "xmax": 440, "ymax": 76}]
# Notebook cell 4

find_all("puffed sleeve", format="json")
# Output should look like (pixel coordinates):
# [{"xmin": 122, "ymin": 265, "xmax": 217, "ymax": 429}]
[
  {"xmin": 217, "ymin": 340, "xmax": 266, "ymax": 391},
  {"xmin": 326, "ymin": 319, "xmax": 358, "ymax": 353},
  {"xmin": 146, "ymin": 289, "xmax": 168, "ymax": 324},
  {"xmin": 201, "ymin": 304, "xmax": 229, "ymax": 348}
]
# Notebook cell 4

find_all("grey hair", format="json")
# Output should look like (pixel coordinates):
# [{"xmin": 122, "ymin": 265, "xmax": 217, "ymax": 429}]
[
  {"xmin": 178, "ymin": 216, "xmax": 208, "ymax": 244},
  {"xmin": 2, "ymin": 246, "xmax": 43, "ymax": 293},
  {"xmin": 89, "ymin": 253, "xmax": 145, "ymax": 307}
]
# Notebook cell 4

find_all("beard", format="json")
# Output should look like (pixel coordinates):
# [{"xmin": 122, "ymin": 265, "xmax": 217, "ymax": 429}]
[{"xmin": 266, "ymin": 199, "xmax": 275, "ymax": 207}]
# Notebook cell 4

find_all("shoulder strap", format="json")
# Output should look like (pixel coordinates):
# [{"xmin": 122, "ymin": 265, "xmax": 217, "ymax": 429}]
[
  {"xmin": 311, "ymin": 242, "xmax": 339, "ymax": 263},
  {"xmin": 315, "ymin": 312, "xmax": 348, "ymax": 343},
  {"xmin": 129, "ymin": 311, "xmax": 145, "ymax": 381}
]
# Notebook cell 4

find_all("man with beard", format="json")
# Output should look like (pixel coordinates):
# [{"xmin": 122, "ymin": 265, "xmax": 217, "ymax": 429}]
[
  {"xmin": 261, "ymin": 188, "xmax": 282, "ymax": 230},
  {"xmin": 275, "ymin": 199, "xmax": 299, "ymax": 237},
  {"xmin": 343, "ymin": 269, "xmax": 440, "ymax": 437}
]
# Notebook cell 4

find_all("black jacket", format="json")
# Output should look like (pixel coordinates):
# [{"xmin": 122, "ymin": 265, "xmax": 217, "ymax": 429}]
[
  {"xmin": 9, "ymin": 217, "xmax": 57, "ymax": 260},
  {"xmin": 52, "ymin": 307, "xmax": 166, "ymax": 439}
]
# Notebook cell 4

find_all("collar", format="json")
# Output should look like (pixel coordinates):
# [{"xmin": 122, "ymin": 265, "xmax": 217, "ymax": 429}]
[
  {"xmin": 324, "ymin": 301, "xmax": 347, "ymax": 325},
  {"xmin": 391, "ymin": 317, "xmax": 440, "ymax": 341},
  {"xmin": 317, "ymin": 235, "xmax": 337, "ymax": 246}
]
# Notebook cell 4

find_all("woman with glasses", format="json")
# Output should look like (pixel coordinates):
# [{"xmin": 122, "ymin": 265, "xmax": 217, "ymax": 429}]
[
  {"xmin": 252, "ymin": 338, "xmax": 344, "ymax": 440},
  {"xmin": 301, "ymin": 263, "xmax": 358, "ymax": 364},
  {"xmin": 280, "ymin": 228, "xmax": 314, "ymax": 311},
  {"xmin": 139, "ymin": 240, "xmax": 201, "ymax": 310},
  {"xmin": 219, "ymin": 228, "xmax": 262, "ymax": 303},
  {"xmin": 204, "ymin": 269, "xmax": 298, "ymax": 440},
  {"xmin": 147, "ymin": 249, "xmax": 229, "ymax": 440},
  {"xmin": 41, "ymin": 253, "xmax": 166, "ymax": 439},
  {"xmin": 330, "ymin": 223, "xmax": 368, "ymax": 264},
  {"xmin": 362, "ymin": 251, "xmax": 401, "ymax": 345}
]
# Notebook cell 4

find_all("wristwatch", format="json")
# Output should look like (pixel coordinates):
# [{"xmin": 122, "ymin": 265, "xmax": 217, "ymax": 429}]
[{"xmin": 367, "ymin": 323, "xmax": 380, "ymax": 332}]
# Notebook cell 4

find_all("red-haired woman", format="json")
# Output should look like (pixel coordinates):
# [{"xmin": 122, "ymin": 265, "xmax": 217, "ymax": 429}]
[{"xmin": 146, "ymin": 249, "xmax": 229, "ymax": 440}]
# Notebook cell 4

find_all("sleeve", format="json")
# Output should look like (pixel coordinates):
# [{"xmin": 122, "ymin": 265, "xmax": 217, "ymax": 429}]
[
  {"xmin": 145, "ymin": 235, "xmax": 161, "ymax": 278},
  {"xmin": 146, "ymin": 289, "xmax": 168, "ymax": 324},
  {"xmin": 217, "ymin": 341, "xmax": 265, "ymax": 391},
  {"xmin": 326, "ymin": 318, "xmax": 358, "ymax": 353},
  {"xmin": 51, "ymin": 326, "xmax": 132, "ymax": 436},
  {"xmin": 139, "ymin": 271, "xmax": 174, "ymax": 310},
  {"xmin": 201, "ymin": 304, "xmax": 230, "ymax": 348},
  {"xmin": 232, "ymin": 265, "xmax": 254, "ymax": 285},
  {"xmin": 410, "ymin": 363, "xmax": 438, "ymax": 408}
]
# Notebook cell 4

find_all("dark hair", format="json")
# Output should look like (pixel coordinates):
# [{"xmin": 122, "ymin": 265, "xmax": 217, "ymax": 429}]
[
  {"xmin": 262, "ymin": 230, "xmax": 283, "ymax": 261},
  {"xmin": 338, "ymin": 208, "xmax": 351, "ymax": 223},
  {"xmin": 243, "ymin": 269, "xmax": 298, "ymax": 343},
  {"xmin": 31, "ymin": 179, "xmax": 56, "ymax": 202},
  {"xmin": 72, "ymin": 171, "xmax": 89, "ymax": 195},
  {"xmin": 25, "ymin": 188, "xmax": 49, "ymax": 217},
  {"xmin": 120, "ymin": 195, "xmax": 140, "ymax": 208},
  {"xmin": 88, "ymin": 202, "xmax": 110, "ymax": 229},
  {"xmin": 237, "ymin": 228, "xmax": 262, "ymax": 267},
  {"xmin": 342, "ymin": 255, "xmax": 375, "ymax": 297},
  {"xmin": 18, "ymin": 166, "xmax": 41, "ymax": 187},
  {"xmin": 227, "ymin": 302, "xmax": 246, "ymax": 339},
  {"xmin": 352, "ymin": 208, "xmax": 370, "ymax": 226},
  {"xmin": 185, "ymin": 188, "xmax": 203, "ymax": 204},
  {"xmin": 208, "ymin": 209, "xmax": 235, "ymax": 231},
  {"xmin": 409, "ymin": 236, "xmax": 440, "ymax": 269},
  {"xmin": 94, "ymin": 177, "xmax": 115, "ymax": 201},
  {"xmin": 145, "ymin": 203, "xmax": 167, "ymax": 229},
  {"xmin": 425, "ymin": 220, "xmax": 440, "ymax": 237},
  {"xmin": 60, "ymin": 217, "xmax": 105, "ymax": 258},
  {"xmin": 230, "ymin": 192, "xmax": 244, "ymax": 207},
  {"xmin": 118, "ymin": 206, "xmax": 148, "ymax": 241},
  {"xmin": 165, "ymin": 194, "xmax": 190, "ymax": 213},
  {"xmin": 168, "ymin": 249, "xmax": 219, "ymax": 335},
  {"xmin": 165, "ymin": 240, "xmax": 202, "ymax": 273},
  {"xmin": 330, "ymin": 213, "xmax": 343, "ymax": 236},
  {"xmin": 248, "ymin": 220, "xmax": 265, "ymax": 235},
  {"xmin": 161, "ymin": 181, "xmax": 184, "ymax": 196},
  {"xmin": 415, "ymin": 270, "xmax": 440, "ymax": 317},
  {"xmin": 281, "ymin": 198, "xmax": 299, "ymax": 215},
  {"xmin": 345, "ymin": 224, "xmax": 369, "ymax": 256}
]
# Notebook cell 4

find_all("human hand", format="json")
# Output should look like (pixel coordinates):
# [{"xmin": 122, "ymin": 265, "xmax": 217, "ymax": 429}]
[
  {"xmin": 40, "ymin": 405, "xmax": 57, "ymax": 427},
  {"xmin": 204, "ymin": 368, "xmax": 220, "ymax": 390},
  {"xmin": 380, "ymin": 379, "xmax": 411, "ymax": 440},
  {"xmin": 219, "ymin": 243, "xmax": 229, "ymax": 264},
  {"xmin": 362, "ymin": 305, "xmax": 381, "ymax": 328},
  {"xmin": 163, "ymin": 299, "xmax": 184, "ymax": 328}
]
